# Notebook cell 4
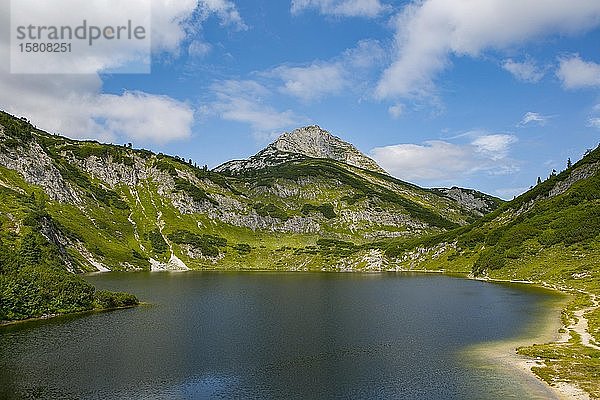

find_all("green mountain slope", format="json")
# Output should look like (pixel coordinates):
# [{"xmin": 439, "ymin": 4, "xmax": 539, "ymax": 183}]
[
  {"xmin": 0, "ymin": 110, "xmax": 500, "ymax": 275},
  {"xmin": 381, "ymin": 143, "xmax": 600, "ymax": 289}
]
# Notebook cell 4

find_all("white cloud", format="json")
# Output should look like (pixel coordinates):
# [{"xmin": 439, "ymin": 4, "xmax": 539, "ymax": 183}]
[
  {"xmin": 587, "ymin": 117, "xmax": 600, "ymax": 129},
  {"xmin": 271, "ymin": 63, "xmax": 347, "ymax": 101},
  {"xmin": 268, "ymin": 39, "xmax": 383, "ymax": 101},
  {"xmin": 198, "ymin": 0, "xmax": 247, "ymax": 30},
  {"xmin": 343, "ymin": 39, "xmax": 386, "ymax": 69},
  {"xmin": 370, "ymin": 141, "xmax": 472, "ymax": 181},
  {"xmin": 519, "ymin": 111, "xmax": 551, "ymax": 126},
  {"xmin": 471, "ymin": 134, "xmax": 517, "ymax": 160},
  {"xmin": 8, "ymin": 0, "xmax": 153, "ymax": 74},
  {"xmin": 150, "ymin": 0, "xmax": 199, "ymax": 54},
  {"xmin": 0, "ymin": 71, "xmax": 194, "ymax": 143},
  {"xmin": 8, "ymin": 0, "xmax": 244, "ymax": 71},
  {"xmin": 152, "ymin": 0, "xmax": 245, "ymax": 57},
  {"xmin": 91, "ymin": 92, "xmax": 194, "ymax": 143},
  {"xmin": 291, "ymin": 0, "xmax": 389, "ymax": 17},
  {"xmin": 203, "ymin": 40, "xmax": 382, "ymax": 133},
  {"xmin": 495, "ymin": 187, "xmax": 529, "ymax": 199},
  {"xmin": 0, "ymin": 0, "xmax": 246, "ymax": 144},
  {"xmin": 369, "ymin": 133, "xmax": 518, "ymax": 183},
  {"xmin": 150, "ymin": 0, "xmax": 245, "ymax": 57},
  {"xmin": 388, "ymin": 103, "xmax": 404, "ymax": 118},
  {"xmin": 376, "ymin": 0, "xmax": 600, "ymax": 99},
  {"xmin": 557, "ymin": 55, "xmax": 600, "ymax": 89},
  {"xmin": 206, "ymin": 80, "xmax": 305, "ymax": 135},
  {"xmin": 188, "ymin": 41, "xmax": 212, "ymax": 58},
  {"xmin": 502, "ymin": 58, "xmax": 545, "ymax": 82}
]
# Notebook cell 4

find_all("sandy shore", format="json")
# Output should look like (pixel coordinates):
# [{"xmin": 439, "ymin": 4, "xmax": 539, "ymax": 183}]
[{"xmin": 463, "ymin": 279, "xmax": 593, "ymax": 400}]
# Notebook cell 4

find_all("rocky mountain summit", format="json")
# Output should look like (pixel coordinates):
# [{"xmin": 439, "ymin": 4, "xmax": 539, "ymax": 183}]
[{"xmin": 215, "ymin": 125, "xmax": 387, "ymax": 175}]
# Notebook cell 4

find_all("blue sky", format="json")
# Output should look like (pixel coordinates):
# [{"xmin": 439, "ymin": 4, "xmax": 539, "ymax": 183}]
[{"xmin": 2, "ymin": 0, "xmax": 600, "ymax": 198}]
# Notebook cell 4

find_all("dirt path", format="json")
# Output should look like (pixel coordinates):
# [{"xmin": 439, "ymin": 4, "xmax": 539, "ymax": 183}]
[{"xmin": 568, "ymin": 294, "xmax": 600, "ymax": 350}]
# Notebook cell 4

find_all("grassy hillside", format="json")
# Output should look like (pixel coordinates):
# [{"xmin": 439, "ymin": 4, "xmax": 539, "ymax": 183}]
[
  {"xmin": 379, "ymin": 143, "xmax": 600, "ymax": 287},
  {"xmin": 0, "ymin": 188, "xmax": 138, "ymax": 322}
]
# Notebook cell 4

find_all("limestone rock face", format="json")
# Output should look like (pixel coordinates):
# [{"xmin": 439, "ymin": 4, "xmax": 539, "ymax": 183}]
[
  {"xmin": 548, "ymin": 162, "xmax": 600, "ymax": 198},
  {"xmin": 0, "ymin": 140, "xmax": 80, "ymax": 203},
  {"xmin": 215, "ymin": 125, "xmax": 387, "ymax": 175},
  {"xmin": 435, "ymin": 187, "xmax": 499, "ymax": 217}
]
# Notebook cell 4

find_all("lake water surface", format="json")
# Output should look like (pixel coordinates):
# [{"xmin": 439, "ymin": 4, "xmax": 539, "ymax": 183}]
[{"xmin": 0, "ymin": 272, "xmax": 562, "ymax": 399}]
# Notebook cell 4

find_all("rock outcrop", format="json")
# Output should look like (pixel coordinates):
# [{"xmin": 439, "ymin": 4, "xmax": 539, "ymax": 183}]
[{"xmin": 434, "ymin": 187, "xmax": 500, "ymax": 217}]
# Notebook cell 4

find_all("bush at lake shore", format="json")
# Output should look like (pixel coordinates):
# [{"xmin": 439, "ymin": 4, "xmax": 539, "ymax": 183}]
[
  {"xmin": 0, "ymin": 266, "xmax": 139, "ymax": 322},
  {"xmin": 94, "ymin": 290, "xmax": 139, "ymax": 309}
]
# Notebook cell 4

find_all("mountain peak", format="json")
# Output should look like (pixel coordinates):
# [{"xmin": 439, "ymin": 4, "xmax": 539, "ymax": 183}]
[
  {"xmin": 271, "ymin": 125, "xmax": 335, "ymax": 154},
  {"xmin": 215, "ymin": 126, "xmax": 387, "ymax": 175}
]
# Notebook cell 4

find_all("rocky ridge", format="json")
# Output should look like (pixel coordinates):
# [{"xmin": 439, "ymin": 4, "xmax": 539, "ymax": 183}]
[{"xmin": 433, "ymin": 187, "xmax": 502, "ymax": 217}]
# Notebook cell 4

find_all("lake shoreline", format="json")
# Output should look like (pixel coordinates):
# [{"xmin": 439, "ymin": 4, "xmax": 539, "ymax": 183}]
[
  {"xmin": 465, "ymin": 275, "xmax": 595, "ymax": 400},
  {"xmin": 401, "ymin": 270, "xmax": 591, "ymax": 399},
  {"xmin": 461, "ymin": 285, "xmax": 577, "ymax": 400},
  {"xmin": 3, "ymin": 269, "xmax": 591, "ymax": 399},
  {"xmin": 0, "ymin": 303, "xmax": 143, "ymax": 328}
]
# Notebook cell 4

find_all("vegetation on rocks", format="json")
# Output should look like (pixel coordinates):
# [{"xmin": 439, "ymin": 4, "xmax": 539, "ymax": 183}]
[
  {"xmin": 167, "ymin": 230, "xmax": 227, "ymax": 258},
  {"xmin": 253, "ymin": 202, "xmax": 289, "ymax": 221},
  {"xmin": 301, "ymin": 203, "xmax": 336, "ymax": 219}
]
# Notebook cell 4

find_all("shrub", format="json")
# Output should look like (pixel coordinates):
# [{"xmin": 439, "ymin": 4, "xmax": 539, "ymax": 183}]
[
  {"xmin": 317, "ymin": 238, "xmax": 358, "ymax": 256},
  {"xmin": 0, "ymin": 265, "xmax": 95, "ymax": 321},
  {"xmin": 301, "ymin": 203, "xmax": 337, "ymax": 219},
  {"xmin": 457, "ymin": 229, "xmax": 486, "ymax": 249},
  {"xmin": 131, "ymin": 249, "xmax": 147, "ymax": 261},
  {"xmin": 154, "ymin": 159, "xmax": 177, "ymax": 176},
  {"xmin": 94, "ymin": 290, "xmax": 139, "ymax": 309},
  {"xmin": 235, "ymin": 243, "xmax": 251, "ymax": 255},
  {"xmin": 254, "ymin": 203, "xmax": 289, "ymax": 221},
  {"xmin": 174, "ymin": 178, "xmax": 217, "ymax": 205},
  {"xmin": 340, "ymin": 193, "xmax": 365, "ymax": 205},
  {"xmin": 0, "ymin": 111, "xmax": 34, "ymax": 142},
  {"xmin": 146, "ymin": 230, "xmax": 168, "ymax": 254},
  {"xmin": 473, "ymin": 248, "xmax": 506, "ymax": 274},
  {"xmin": 167, "ymin": 230, "xmax": 227, "ymax": 258},
  {"xmin": 62, "ymin": 144, "xmax": 134, "ymax": 166}
]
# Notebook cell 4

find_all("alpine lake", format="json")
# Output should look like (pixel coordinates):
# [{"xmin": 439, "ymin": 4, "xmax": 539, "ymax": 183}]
[{"xmin": 0, "ymin": 271, "xmax": 565, "ymax": 399}]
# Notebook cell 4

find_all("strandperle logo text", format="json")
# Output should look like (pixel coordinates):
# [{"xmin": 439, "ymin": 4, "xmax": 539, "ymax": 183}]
[
  {"xmin": 15, "ymin": 19, "xmax": 147, "ymax": 46},
  {"xmin": 10, "ymin": 0, "xmax": 151, "ymax": 74}
]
